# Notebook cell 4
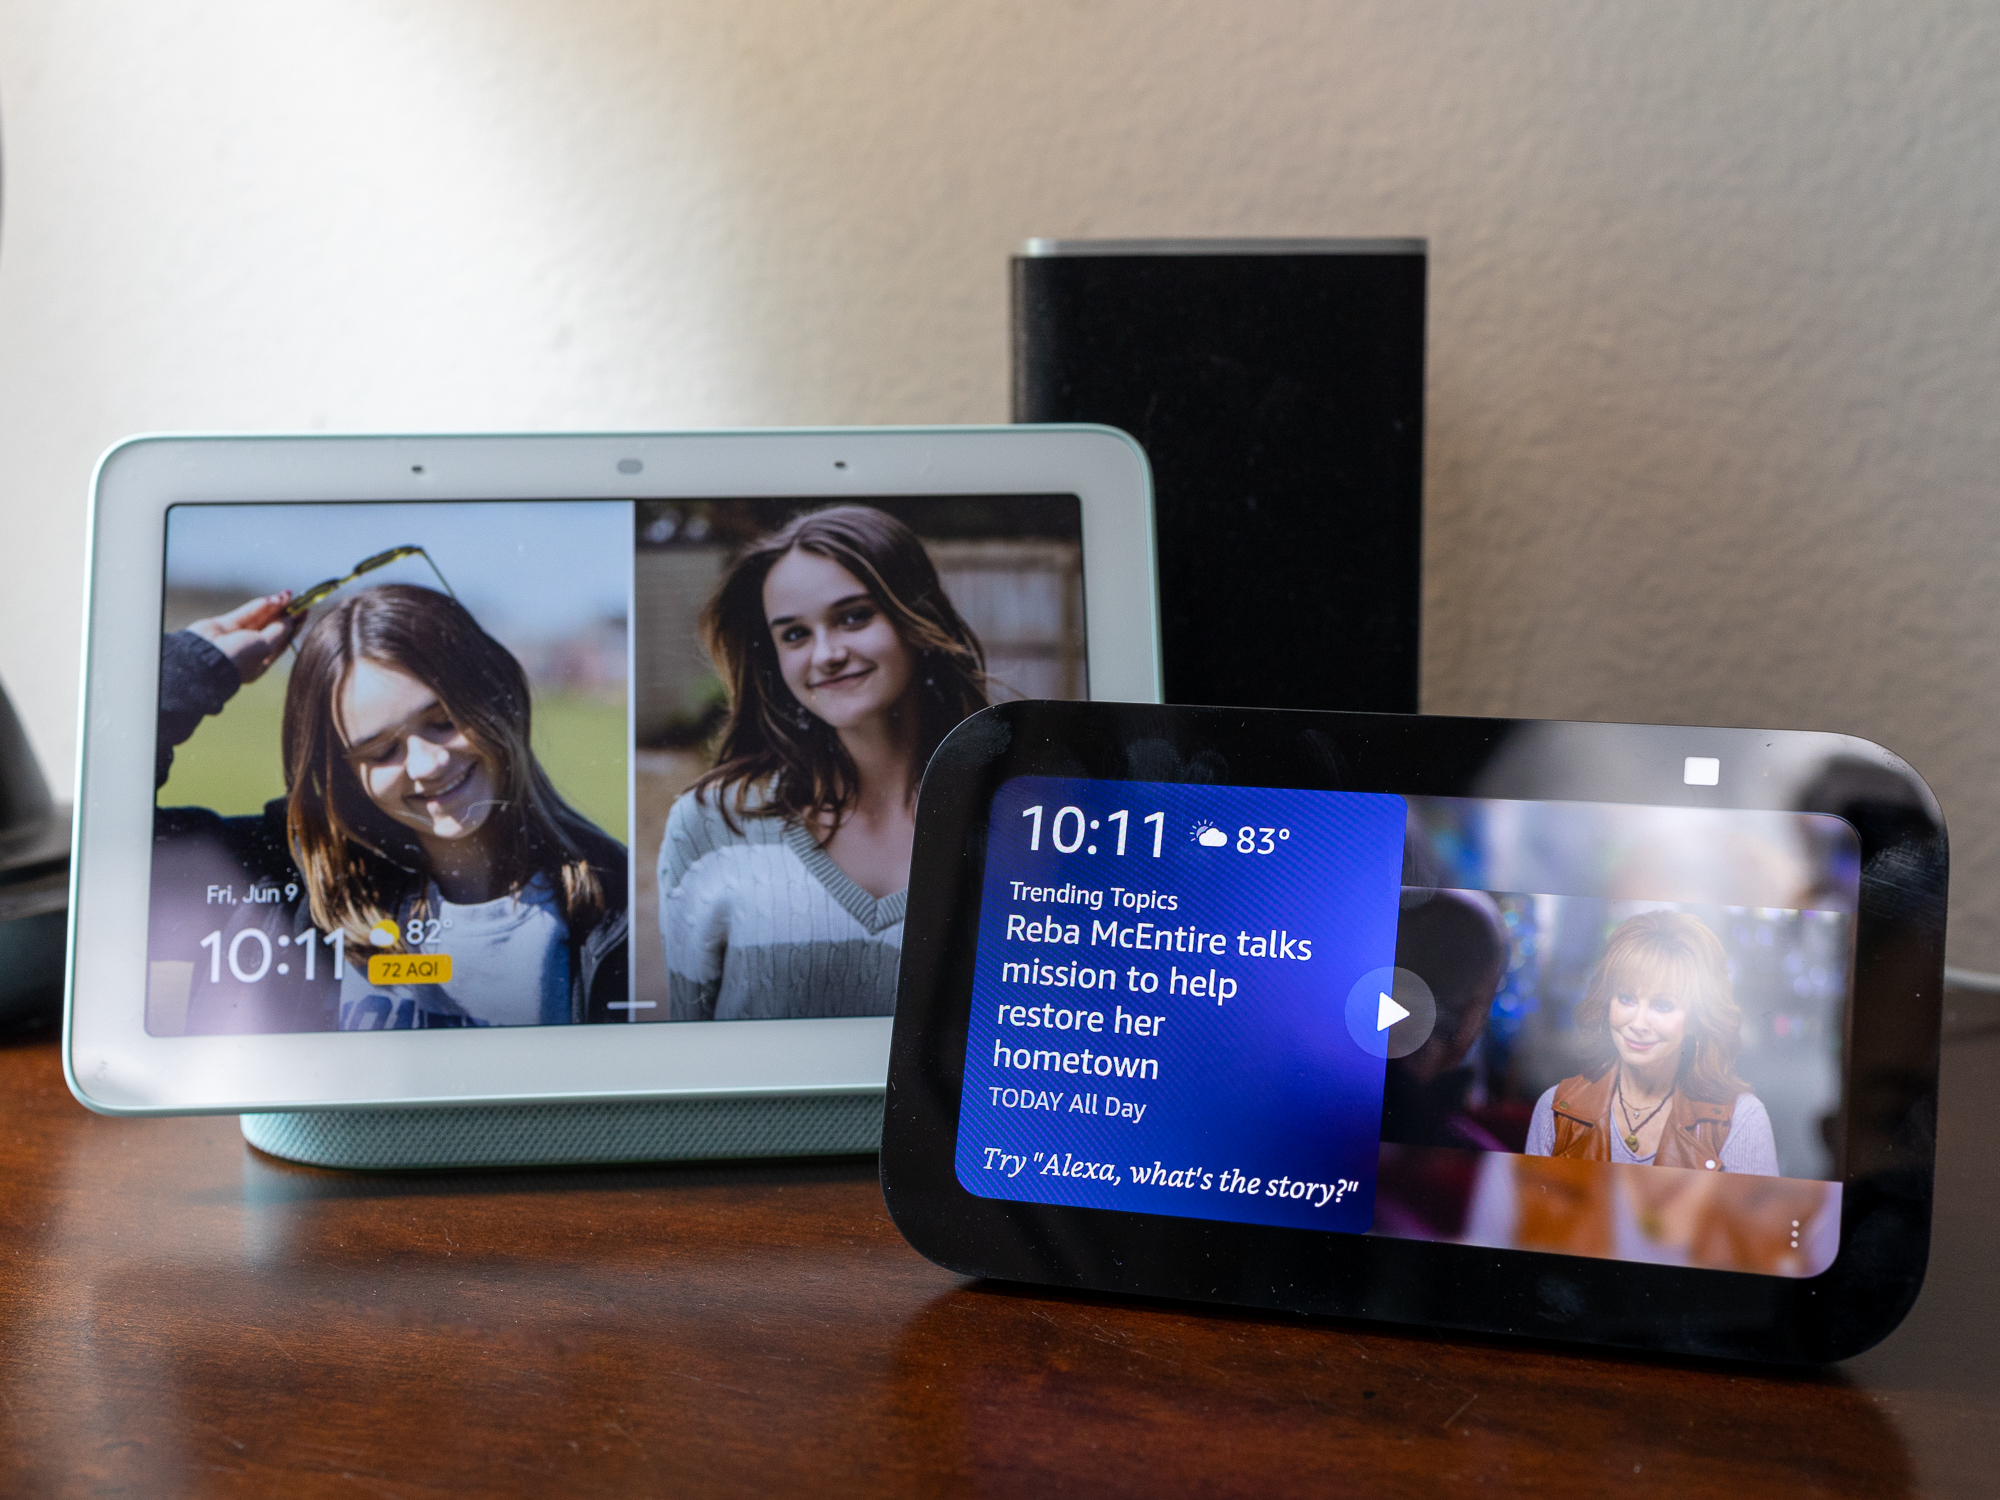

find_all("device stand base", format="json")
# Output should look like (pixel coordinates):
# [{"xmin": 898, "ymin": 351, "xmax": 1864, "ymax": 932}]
[{"xmin": 240, "ymin": 1094, "xmax": 885, "ymax": 1171}]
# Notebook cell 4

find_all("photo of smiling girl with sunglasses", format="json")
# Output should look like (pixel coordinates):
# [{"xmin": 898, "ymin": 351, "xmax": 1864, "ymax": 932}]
[
  {"xmin": 153, "ymin": 575, "xmax": 629, "ymax": 1032},
  {"xmin": 287, "ymin": 585, "xmax": 628, "ymax": 1029},
  {"xmin": 655, "ymin": 506, "xmax": 990, "ymax": 1021}
]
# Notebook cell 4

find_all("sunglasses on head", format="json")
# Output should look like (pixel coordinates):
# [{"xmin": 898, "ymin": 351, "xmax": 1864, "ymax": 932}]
[{"xmin": 285, "ymin": 545, "xmax": 457, "ymax": 616}]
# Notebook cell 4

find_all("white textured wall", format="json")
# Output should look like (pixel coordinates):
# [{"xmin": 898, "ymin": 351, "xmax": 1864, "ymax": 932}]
[{"xmin": 3, "ymin": 2, "xmax": 1998, "ymax": 958}]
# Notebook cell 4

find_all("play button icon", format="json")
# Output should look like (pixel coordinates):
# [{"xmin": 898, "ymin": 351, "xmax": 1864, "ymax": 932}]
[{"xmin": 1344, "ymin": 967, "xmax": 1437, "ymax": 1060}]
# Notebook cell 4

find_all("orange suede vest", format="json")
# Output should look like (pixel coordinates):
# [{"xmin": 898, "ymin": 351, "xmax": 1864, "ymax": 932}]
[{"xmin": 1548, "ymin": 1068, "xmax": 1735, "ymax": 1169}]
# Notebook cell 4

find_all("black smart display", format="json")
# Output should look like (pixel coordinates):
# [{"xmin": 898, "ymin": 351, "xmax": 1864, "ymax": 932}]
[{"xmin": 882, "ymin": 702, "xmax": 1946, "ymax": 1362}]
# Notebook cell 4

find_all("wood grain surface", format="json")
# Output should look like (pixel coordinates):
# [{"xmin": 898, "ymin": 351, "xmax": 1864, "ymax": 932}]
[{"xmin": 3, "ymin": 1001, "xmax": 1996, "ymax": 1498}]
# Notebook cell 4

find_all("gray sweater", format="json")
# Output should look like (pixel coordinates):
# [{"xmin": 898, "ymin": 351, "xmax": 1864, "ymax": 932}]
[{"xmin": 656, "ymin": 790, "xmax": 905, "ymax": 1021}]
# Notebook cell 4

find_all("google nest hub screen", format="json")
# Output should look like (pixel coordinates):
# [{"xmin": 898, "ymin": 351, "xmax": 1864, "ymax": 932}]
[{"xmin": 71, "ymin": 430, "xmax": 1156, "ymax": 1112}]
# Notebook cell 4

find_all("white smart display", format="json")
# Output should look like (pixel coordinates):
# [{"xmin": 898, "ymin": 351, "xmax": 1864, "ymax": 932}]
[{"xmin": 66, "ymin": 428, "xmax": 1159, "ymax": 1134}]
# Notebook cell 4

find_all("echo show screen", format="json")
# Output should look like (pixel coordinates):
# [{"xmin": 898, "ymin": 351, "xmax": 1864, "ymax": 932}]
[
  {"xmin": 146, "ymin": 495, "xmax": 1085, "ymax": 1035},
  {"xmin": 956, "ymin": 776, "xmax": 1857, "ymax": 1278}
]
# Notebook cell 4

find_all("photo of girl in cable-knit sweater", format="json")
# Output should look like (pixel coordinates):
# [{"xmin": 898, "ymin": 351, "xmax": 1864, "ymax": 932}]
[{"xmin": 642, "ymin": 500, "xmax": 1082, "ymax": 1021}]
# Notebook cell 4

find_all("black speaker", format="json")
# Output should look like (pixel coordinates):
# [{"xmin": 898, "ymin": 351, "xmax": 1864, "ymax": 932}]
[
  {"xmin": 0, "ymin": 676, "xmax": 68, "ymax": 1031},
  {"xmin": 1013, "ymin": 238, "xmax": 1425, "ymax": 713}
]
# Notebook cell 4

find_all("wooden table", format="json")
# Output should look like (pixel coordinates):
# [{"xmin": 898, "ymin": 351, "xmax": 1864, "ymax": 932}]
[{"xmin": 4, "ymin": 998, "xmax": 1996, "ymax": 1498}]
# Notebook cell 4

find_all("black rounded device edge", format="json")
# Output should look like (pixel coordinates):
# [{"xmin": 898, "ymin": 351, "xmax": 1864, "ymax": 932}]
[{"xmin": 881, "ymin": 702, "xmax": 1945, "ymax": 1363}]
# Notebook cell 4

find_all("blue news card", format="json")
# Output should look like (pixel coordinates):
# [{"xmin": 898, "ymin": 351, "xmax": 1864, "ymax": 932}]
[{"xmin": 955, "ymin": 776, "xmax": 1407, "ymax": 1233}]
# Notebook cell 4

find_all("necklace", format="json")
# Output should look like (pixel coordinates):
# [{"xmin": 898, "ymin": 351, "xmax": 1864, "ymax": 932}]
[{"xmin": 1615, "ymin": 1073, "xmax": 1673, "ymax": 1155}]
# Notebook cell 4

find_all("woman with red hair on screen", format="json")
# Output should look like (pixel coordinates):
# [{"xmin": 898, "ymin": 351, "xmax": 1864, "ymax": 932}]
[{"xmin": 1525, "ymin": 909, "xmax": 1779, "ymax": 1175}]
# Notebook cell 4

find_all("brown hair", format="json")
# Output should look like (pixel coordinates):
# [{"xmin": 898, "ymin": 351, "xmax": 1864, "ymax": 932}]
[
  {"xmin": 691, "ymin": 505, "xmax": 988, "ymax": 828},
  {"xmin": 281, "ymin": 584, "xmax": 619, "ymax": 955},
  {"xmin": 1577, "ymin": 909, "xmax": 1745, "ymax": 1103}
]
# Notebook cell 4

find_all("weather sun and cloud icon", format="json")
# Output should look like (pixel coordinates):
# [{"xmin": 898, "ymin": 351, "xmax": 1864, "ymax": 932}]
[{"xmin": 1191, "ymin": 820, "xmax": 1230, "ymax": 848}]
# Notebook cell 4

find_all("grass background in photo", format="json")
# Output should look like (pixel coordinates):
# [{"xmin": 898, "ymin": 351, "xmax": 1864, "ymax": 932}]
[{"xmin": 155, "ymin": 667, "xmax": 629, "ymax": 844}]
